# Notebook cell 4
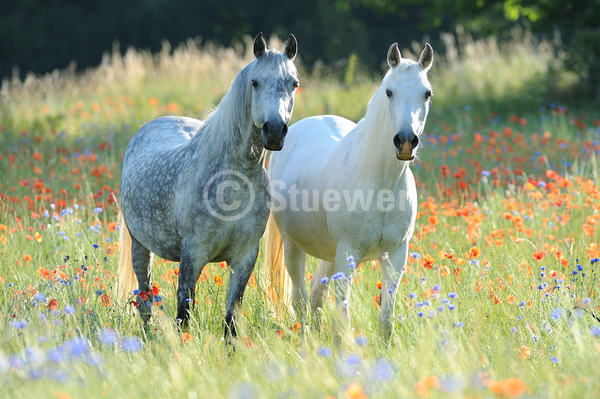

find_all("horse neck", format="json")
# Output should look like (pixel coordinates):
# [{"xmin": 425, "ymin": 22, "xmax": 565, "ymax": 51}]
[
  {"xmin": 347, "ymin": 89, "xmax": 409, "ymax": 186},
  {"xmin": 190, "ymin": 80, "xmax": 266, "ymax": 174}
]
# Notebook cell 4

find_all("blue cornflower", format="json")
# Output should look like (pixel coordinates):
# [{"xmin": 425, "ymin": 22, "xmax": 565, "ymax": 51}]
[
  {"xmin": 10, "ymin": 320, "xmax": 27, "ymax": 329},
  {"xmin": 432, "ymin": 284, "xmax": 440, "ymax": 292},
  {"xmin": 591, "ymin": 258, "xmax": 599, "ymax": 264},
  {"xmin": 577, "ymin": 264, "xmax": 583, "ymax": 271},
  {"xmin": 99, "ymin": 329, "xmax": 118, "ymax": 345},
  {"xmin": 408, "ymin": 292, "xmax": 416, "ymax": 299},
  {"xmin": 317, "ymin": 346, "xmax": 332, "ymax": 357},
  {"xmin": 47, "ymin": 348, "xmax": 67, "ymax": 364},
  {"xmin": 448, "ymin": 292, "xmax": 458, "ymax": 299},
  {"xmin": 64, "ymin": 305, "xmax": 75, "ymax": 315},
  {"xmin": 95, "ymin": 290, "xmax": 102, "ymax": 296},
  {"xmin": 332, "ymin": 271, "xmax": 345, "ymax": 280},
  {"xmin": 34, "ymin": 293, "xmax": 45, "ymax": 302},
  {"xmin": 410, "ymin": 252, "xmax": 421, "ymax": 259},
  {"xmin": 121, "ymin": 337, "xmax": 143, "ymax": 352},
  {"xmin": 374, "ymin": 359, "xmax": 395, "ymax": 381},
  {"xmin": 355, "ymin": 336, "xmax": 368, "ymax": 346},
  {"xmin": 550, "ymin": 356, "xmax": 559, "ymax": 363},
  {"xmin": 320, "ymin": 277, "xmax": 329, "ymax": 284},
  {"xmin": 453, "ymin": 321, "xmax": 464, "ymax": 328},
  {"xmin": 550, "ymin": 308, "xmax": 564, "ymax": 320},
  {"xmin": 64, "ymin": 337, "xmax": 90, "ymax": 357},
  {"xmin": 590, "ymin": 326, "xmax": 600, "ymax": 337},
  {"xmin": 583, "ymin": 298, "xmax": 591, "ymax": 305}
]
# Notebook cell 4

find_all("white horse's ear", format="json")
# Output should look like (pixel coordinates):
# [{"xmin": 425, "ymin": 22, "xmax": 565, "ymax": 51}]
[
  {"xmin": 284, "ymin": 34, "xmax": 297, "ymax": 61},
  {"xmin": 387, "ymin": 43, "xmax": 401, "ymax": 68},
  {"xmin": 254, "ymin": 32, "xmax": 267, "ymax": 58},
  {"xmin": 419, "ymin": 43, "xmax": 434, "ymax": 71}
]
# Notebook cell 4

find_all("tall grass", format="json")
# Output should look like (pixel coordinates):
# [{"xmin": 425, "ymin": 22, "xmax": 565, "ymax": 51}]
[{"xmin": 1, "ymin": 30, "xmax": 600, "ymax": 398}]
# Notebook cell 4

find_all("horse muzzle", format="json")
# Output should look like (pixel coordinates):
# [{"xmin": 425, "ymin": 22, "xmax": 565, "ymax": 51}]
[
  {"xmin": 262, "ymin": 121, "xmax": 288, "ymax": 151},
  {"xmin": 393, "ymin": 131, "xmax": 419, "ymax": 161}
]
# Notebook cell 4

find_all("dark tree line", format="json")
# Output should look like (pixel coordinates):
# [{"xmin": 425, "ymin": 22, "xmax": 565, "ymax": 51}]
[{"xmin": 1, "ymin": 0, "xmax": 598, "ymax": 96}]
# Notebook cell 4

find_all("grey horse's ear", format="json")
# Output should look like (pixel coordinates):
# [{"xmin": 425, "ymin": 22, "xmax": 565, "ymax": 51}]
[
  {"xmin": 254, "ymin": 32, "xmax": 267, "ymax": 58},
  {"xmin": 387, "ymin": 43, "xmax": 401, "ymax": 68},
  {"xmin": 284, "ymin": 34, "xmax": 297, "ymax": 61},
  {"xmin": 419, "ymin": 43, "xmax": 434, "ymax": 71}
]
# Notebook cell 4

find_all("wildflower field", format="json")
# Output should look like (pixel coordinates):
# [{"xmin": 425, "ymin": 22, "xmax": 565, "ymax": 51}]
[{"xmin": 1, "ymin": 33, "xmax": 600, "ymax": 398}]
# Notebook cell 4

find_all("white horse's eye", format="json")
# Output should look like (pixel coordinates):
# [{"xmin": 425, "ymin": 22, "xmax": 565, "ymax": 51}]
[
  {"xmin": 251, "ymin": 80, "xmax": 259, "ymax": 88},
  {"xmin": 293, "ymin": 80, "xmax": 300, "ymax": 89},
  {"xmin": 425, "ymin": 90, "xmax": 433, "ymax": 100},
  {"xmin": 385, "ymin": 89, "xmax": 392, "ymax": 98}
]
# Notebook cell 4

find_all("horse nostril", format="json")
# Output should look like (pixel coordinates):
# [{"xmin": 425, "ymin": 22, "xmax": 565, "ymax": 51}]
[
  {"xmin": 262, "ymin": 122, "xmax": 269, "ymax": 133},
  {"xmin": 410, "ymin": 134, "xmax": 419, "ymax": 149},
  {"xmin": 393, "ymin": 134, "xmax": 402, "ymax": 148},
  {"xmin": 281, "ymin": 124, "xmax": 288, "ymax": 136}
]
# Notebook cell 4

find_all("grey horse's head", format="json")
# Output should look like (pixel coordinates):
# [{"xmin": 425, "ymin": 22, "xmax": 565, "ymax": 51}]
[{"xmin": 248, "ymin": 33, "xmax": 299, "ymax": 151}]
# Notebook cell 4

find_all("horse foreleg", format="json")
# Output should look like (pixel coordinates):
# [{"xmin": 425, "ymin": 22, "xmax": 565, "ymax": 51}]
[
  {"xmin": 175, "ymin": 247, "xmax": 207, "ymax": 333},
  {"xmin": 224, "ymin": 244, "xmax": 259, "ymax": 342},
  {"xmin": 283, "ymin": 240, "xmax": 308, "ymax": 325},
  {"xmin": 379, "ymin": 241, "xmax": 409, "ymax": 341},
  {"xmin": 310, "ymin": 260, "xmax": 334, "ymax": 314},
  {"xmin": 131, "ymin": 236, "xmax": 154, "ymax": 326}
]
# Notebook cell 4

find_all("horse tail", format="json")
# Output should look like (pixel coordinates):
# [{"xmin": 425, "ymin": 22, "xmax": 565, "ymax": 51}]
[
  {"xmin": 116, "ymin": 213, "xmax": 137, "ymax": 303},
  {"xmin": 263, "ymin": 212, "xmax": 292, "ymax": 315}
]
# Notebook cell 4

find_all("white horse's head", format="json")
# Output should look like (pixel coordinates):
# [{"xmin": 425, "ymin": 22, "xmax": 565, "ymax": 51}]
[
  {"xmin": 383, "ymin": 43, "xmax": 433, "ymax": 161},
  {"xmin": 249, "ymin": 33, "xmax": 299, "ymax": 151}
]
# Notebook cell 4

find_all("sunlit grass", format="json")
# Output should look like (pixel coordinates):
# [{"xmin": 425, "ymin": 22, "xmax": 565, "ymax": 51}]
[{"xmin": 1, "ymin": 31, "xmax": 600, "ymax": 398}]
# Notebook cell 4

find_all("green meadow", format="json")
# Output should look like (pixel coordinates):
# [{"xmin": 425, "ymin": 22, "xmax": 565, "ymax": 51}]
[{"xmin": 1, "ymin": 32, "xmax": 599, "ymax": 398}]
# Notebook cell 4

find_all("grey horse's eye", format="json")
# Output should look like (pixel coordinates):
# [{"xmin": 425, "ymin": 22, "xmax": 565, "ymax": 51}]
[
  {"xmin": 385, "ymin": 89, "xmax": 392, "ymax": 98},
  {"xmin": 251, "ymin": 80, "xmax": 258, "ymax": 88},
  {"xmin": 293, "ymin": 80, "xmax": 300, "ymax": 88},
  {"xmin": 425, "ymin": 90, "xmax": 433, "ymax": 100}
]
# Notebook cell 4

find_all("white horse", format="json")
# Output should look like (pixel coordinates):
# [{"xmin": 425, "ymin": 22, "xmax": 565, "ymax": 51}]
[{"xmin": 263, "ymin": 43, "xmax": 433, "ymax": 339}]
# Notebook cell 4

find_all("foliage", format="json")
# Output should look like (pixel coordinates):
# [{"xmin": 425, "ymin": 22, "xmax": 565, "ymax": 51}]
[{"xmin": 3, "ymin": 0, "xmax": 598, "ymax": 101}]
